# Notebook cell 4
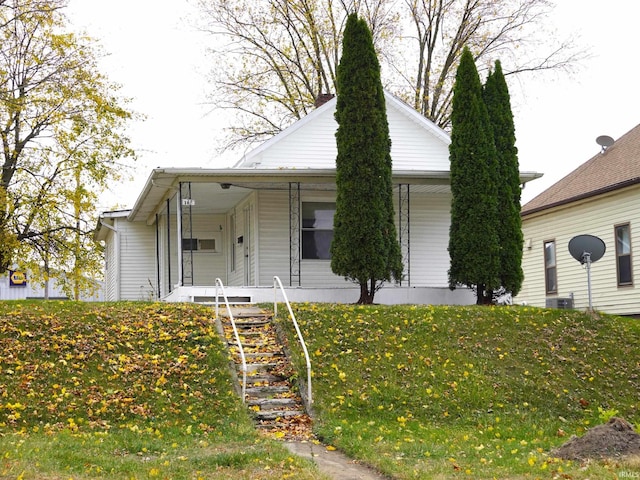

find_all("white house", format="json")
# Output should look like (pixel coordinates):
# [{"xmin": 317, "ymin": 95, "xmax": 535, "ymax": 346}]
[
  {"xmin": 515, "ymin": 124, "xmax": 640, "ymax": 316},
  {"xmin": 95, "ymin": 91, "xmax": 541, "ymax": 304}
]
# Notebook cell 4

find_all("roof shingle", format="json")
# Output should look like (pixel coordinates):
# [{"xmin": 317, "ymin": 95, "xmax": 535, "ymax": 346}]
[{"xmin": 522, "ymin": 123, "xmax": 640, "ymax": 215}]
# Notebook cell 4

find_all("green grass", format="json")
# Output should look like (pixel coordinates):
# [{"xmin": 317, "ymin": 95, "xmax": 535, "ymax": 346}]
[
  {"xmin": 277, "ymin": 303, "xmax": 640, "ymax": 479},
  {"xmin": 3, "ymin": 301, "xmax": 640, "ymax": 479},
  {"xmin": 0, "ymin": 301, "xmax": 326, "ymax": 479}
]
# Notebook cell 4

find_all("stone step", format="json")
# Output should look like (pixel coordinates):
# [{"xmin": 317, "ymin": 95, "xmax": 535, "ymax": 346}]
[
  {"xmin": 223, "ymin": 318, "xmax": 270, "ymax": 327},
  {"xmin": 243, "ymin": 352, "xmax": 284, "ymax": 360},
  {"xmin": 248, "ymin": 397, "xmax": 300, "ymax": 409},
  {"xmin": 228, "ymin": 341, "xmax": 282, "ymax": 350},
  {"xmin": 242, "ymin": 362, "xmax": 278, "ymax": 373},
  {"xmin": 253, "ymin": 409, "xmax": 305, "ymax": 421},
  {"xmin": 245, "ymin": 385, "xmax": 290, "ymax": 397},
  {"xmin": 245, "ymin": 373, "xmax": 287, "ymax": 385}
]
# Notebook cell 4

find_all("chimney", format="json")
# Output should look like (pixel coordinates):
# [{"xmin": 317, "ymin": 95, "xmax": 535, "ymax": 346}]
[{"xmin": 314, "ymin": 93, "xmax": 335, "ymax": 108}]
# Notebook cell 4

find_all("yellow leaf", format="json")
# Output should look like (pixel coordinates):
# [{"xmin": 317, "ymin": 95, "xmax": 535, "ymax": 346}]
[{"xmin": 326, "ymin": 445, "xmax": 336, "ymax": 451}]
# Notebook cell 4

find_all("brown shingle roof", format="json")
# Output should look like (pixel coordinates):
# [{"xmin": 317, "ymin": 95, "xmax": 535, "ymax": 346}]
[{"xmin": 522, "ymin": 123, "xmax": 640, "ymax": 215}]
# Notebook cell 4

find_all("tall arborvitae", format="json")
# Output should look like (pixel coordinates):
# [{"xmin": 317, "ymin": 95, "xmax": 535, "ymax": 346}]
[
  {"xmin": 483, "ymin": 60, "xmax": 524, "ymax": 298},
  {"xmin": 448, "ymin": 47, "xmax": 500, "ymax": 304},
  {"xmin": 331, "ymin": 13, "xmax": 403, "ymax": 304}
]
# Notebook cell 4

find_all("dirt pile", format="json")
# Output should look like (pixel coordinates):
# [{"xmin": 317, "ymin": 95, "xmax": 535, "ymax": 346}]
[{"xmin": 552, "ymin": 417, "xmax": 640, "ymax": 461}]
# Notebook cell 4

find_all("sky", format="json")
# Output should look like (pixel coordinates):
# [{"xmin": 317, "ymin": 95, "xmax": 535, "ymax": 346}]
[{"xmin": 67, "ymin": 0, "xmax": 640, "ymax": 210}]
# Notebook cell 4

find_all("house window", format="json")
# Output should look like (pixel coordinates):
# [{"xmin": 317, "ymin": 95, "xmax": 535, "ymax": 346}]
[
  {"xmin": 302, "ymin": 202, "xmax": 336, "ymax": 259},
  {"xmin": 544, "ymin": 240, "xmax": 557, "ymax": 294},
  {"xmin": 615, "ymin": 223, "xmax": 633, "ymax": 286}
]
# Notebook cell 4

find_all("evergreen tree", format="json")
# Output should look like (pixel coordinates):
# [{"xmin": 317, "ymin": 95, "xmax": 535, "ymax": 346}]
[
  {"xmin": 448, "ymin": 47, "xmax": 500, "ymax": 304},
  {"xmin": 331, "ymin": 13, "xmax": 403, "ymax": 304},
  {"xmin": 483, "ymin": 60, "xmax": 524, "ymax": 298}
]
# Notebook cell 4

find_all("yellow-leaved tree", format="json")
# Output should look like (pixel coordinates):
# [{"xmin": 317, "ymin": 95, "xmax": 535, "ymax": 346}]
[{"xmin": 0, "ymin": 0, "xmax": 137, "ymax": 298}]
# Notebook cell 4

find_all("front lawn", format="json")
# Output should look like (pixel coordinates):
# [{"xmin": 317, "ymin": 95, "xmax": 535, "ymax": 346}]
[
  {"xmin": 0, "ymin": 301, "xmax": 326, "ymax": 479},
  {"xmin": 279, "ymin": 304, "xmax": 640, "ymax": 479}
]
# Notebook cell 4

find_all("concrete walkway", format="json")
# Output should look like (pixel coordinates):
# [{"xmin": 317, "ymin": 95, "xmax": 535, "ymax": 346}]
[{"xmin": 285, "ymin": 441, "xmax": 389, "ymax": 480}]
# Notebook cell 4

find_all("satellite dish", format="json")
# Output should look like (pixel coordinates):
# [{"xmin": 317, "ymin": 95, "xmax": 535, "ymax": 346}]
[
  {"xmin": 568, "ymin": 234, "xmax": 606, "ymax": 311},
  {"xmin": 596, "ymin": 135, "xmax": 614, "ymax": 151},
  {"xmin": 568, "ymin": 234, "xmax": 606, "ymax": 264}
]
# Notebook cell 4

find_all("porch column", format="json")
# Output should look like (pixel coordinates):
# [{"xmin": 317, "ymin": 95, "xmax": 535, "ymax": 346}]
[
  {"xmin": 176, "ymin": 188, "xmax": 183, "ymax": 287},
  {"xmin": 289, "ymin": 182, "xmax": 301, "ymax": 286},
  {"xmin": 398, "ymin": 184, "xmax": 410, "ymax": 286}
]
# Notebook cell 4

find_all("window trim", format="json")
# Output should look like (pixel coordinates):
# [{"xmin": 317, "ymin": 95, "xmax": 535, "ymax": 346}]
[
  {"xmin": 614, "ymin": 222, "xmax": 633, "ymax": 287},
  {"xmin": 544, "ymin": 239, "xmax": 557, "ymax": 295}
]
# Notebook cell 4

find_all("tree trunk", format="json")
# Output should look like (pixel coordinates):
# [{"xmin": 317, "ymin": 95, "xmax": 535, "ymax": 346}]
[
  {"xmin": 358, "ymin": 281, "xmax": 375, "ymax": 304},
  {"xmin": 476, "ymin": 284, "xmax": 493, "ymax": 305}
]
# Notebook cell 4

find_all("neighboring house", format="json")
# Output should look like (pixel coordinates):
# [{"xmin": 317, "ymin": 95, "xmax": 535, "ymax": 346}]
[
  {"xmin": 515, "ymin": 123, "xmax": 640, "ymax": 316},
  {"xmin": 0, "ymin": 270, "xmax": 104, "ymax": 301},
  {"xmin": 95, "ymin": 91, "xmax": 540, "ymax": 304}
]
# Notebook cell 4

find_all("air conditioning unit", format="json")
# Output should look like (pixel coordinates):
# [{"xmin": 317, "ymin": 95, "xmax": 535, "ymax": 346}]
[
  {"xmin": 545, "ymin": 297, "xmax": 574, "ymax": 309},
  {"xmin": 181, "ymin": 238, "xmax": 218, "ymax": 252}
]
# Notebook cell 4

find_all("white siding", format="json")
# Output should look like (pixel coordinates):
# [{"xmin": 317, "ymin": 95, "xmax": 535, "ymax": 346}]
[
  {"xmin": 407, "ymin": 192, "xmax": 452, "ymax": 287},
  {"xmin": 0, "ymin": 273, "xmax": 103, "ymax": 301},
  {"xmin": 516, "ymin": 187, "xmax": 640, "ymax": 315},
  {"xmin": 181, "ymin": 214, "xmax": 226, "ymax": 286},
  {"xmin": 104, "ymin": 225, "xmax": 118, "ymax": 301},
  {"xmin": 386, "ymin": 107, "xmax": 450, "ymax": 170},
  {"xmin": 298, "ymin": 191, "xmax": 350, "ymax": 287},
  {"xmin": 254, "ymin": 189, "xmax": 451, "ymax": 289},
  {"xmin": 256, "ymin": 190, "xmax": 291, "ymax": 285},
  {"xmin": 242, "ymin": 96, "xmax": 449, "ymax": 171},
  {"xmin": 227, "ymin": 209, "xmax": 243, "ymax": 286},
  {"xmin": 118, "ymin": 220, "xmax": 157, "ymax": 301},
  {"xmin": 255, "ymin": 189, "xmax": 351, "ymax": 287},
  {"xmin": 156, "ymin": 212, "xmax": 180, "ymax": 298}
]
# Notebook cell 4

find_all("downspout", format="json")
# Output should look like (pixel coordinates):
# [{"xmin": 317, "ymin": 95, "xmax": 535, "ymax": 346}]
[{"xmin": 99, "ymin": 219, "xmax": 120, "ymax": 301}]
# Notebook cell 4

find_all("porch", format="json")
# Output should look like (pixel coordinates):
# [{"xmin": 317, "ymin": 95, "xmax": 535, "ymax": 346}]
[{"xmin": 162, "ymin": 284, "xmax": 475, "ymax": 306}]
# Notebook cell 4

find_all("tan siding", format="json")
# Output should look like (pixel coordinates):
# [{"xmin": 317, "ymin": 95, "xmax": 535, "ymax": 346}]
[{"xmin": 517, "ymin": 187, "xmax": 640, "ymax": 315}]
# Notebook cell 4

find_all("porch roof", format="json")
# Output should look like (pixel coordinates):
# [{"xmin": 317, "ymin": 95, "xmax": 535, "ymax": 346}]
[{"xmin": 127, "ymin": 167, "xmax": 542, "ymax": 224}]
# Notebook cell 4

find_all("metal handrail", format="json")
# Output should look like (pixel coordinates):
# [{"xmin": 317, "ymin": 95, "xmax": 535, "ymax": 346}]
[
  {"xmin": 215, "ymin": 278, "xmax": 247, "ymax": 402},
  {"xmin": 273, "ymin": 276, "xmax": 312, "ymax": 407}
]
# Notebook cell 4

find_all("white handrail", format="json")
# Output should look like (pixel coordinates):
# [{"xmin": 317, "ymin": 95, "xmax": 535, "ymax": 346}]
[
  {"xmin": 215, "ymin": 278, "xmax": 247, "ymax": 402},
  {"xmin": 273, "ymin": 276, "xmax": 312, "ymax": 407}
]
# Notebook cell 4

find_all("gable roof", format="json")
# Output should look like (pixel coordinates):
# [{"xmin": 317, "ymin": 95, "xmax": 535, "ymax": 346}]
[
  {"xmin": 522, "ymin": 123, "xmax": 640, "ymax": 215},
  {"xmin": 233, "ymin": 89, "xmax": 452, "ymax": 171}
]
